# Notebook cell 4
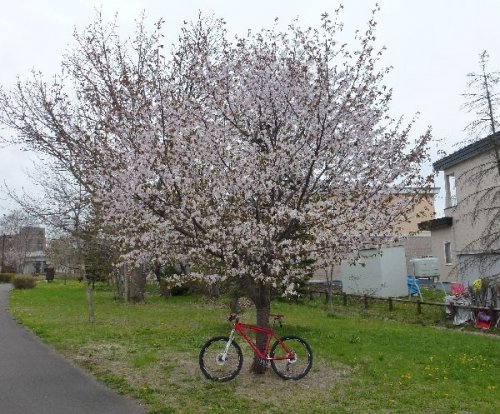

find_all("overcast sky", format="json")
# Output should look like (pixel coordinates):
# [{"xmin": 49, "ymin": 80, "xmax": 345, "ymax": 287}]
[{"xmin": 1, "ymin": 0, "xmax": 500, "ymax": 215}]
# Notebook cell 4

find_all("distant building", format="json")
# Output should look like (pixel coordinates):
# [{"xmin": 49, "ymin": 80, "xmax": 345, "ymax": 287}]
[
  {"xmin": 1, "ymin": 226, "xmax": 47, "ymax": 274},
  {"xmin": 19, "ymin": 226, "xmax": 47, "ymax": 274}
]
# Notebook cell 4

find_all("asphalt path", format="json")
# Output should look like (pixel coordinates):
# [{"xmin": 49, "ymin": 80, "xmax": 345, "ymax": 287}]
[{"xmin": 0, "ymin": 283, "xmax": 145, "ymax": 414}]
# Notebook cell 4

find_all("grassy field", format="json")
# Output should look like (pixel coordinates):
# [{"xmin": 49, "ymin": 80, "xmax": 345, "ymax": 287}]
[{"xmin": 8, "ymin": 280, "xmax": 500, "ymax": 414}]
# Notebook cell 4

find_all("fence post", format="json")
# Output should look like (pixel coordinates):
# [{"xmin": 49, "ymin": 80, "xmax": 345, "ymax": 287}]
[
  {"xmin": 342, "ymin": 292, "xmax": 347, "ymax": 306},
  {"xmin": 490, "ymin": 306, "xmax": 497, "ymax": 328},
  {"xmin": 364, "ymin": 294, "xmax": 369, "ymax": 309},
  {"xmin": 389, "ymin": 297, "xmax": 394, "ymax": 311},
  {"xmin": 417, "ymin": 300, "xmax": 422, "ymax": 315}
]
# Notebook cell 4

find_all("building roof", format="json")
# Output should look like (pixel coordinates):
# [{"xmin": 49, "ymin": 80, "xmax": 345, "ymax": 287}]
[
  {"xmin": 418, "ymin": 217, "xmax": 453, "ymax": 231},
  {"xmin": 433, "ymin": 132, "xmax": 500, "ymax": 171}
]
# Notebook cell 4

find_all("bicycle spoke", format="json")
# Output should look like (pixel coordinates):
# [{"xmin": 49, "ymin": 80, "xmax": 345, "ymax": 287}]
[
  {"xmin": 270, "ymin": 336, "xmax": 313, "ymax": 380},
  {"xmin": 199, "ymin": 337, "xmax": 243, "ymax": 381}
]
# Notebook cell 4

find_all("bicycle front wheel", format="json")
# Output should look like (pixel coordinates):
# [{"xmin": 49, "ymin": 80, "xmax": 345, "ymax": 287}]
[
  {"xmin": 199, "ymin": 336, "xmax": 243, "ymax": 381},
  {"xmin": 270, "ymin": 335, "xmax": 313, "ymax": 380}
]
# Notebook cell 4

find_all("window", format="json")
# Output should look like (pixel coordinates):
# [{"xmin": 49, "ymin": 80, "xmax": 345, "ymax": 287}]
[
  {"xmin": 444, "ymin": 242, "xmax": 452, "ymax": 265},
  {"xmin": 448, "ymin": 175, "xmax": 457, "ymax": 207},
  {"xmin": 445, "ymin": 174, "xmax": 457, "ymax": 208}
]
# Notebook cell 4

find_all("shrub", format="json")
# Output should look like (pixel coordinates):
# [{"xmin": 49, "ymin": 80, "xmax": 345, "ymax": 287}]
[
  {"xmin": 0, "ymin": 273, "xmax": 16, "ymax": 283},
  {"xmin": 12, "ymin": 276, "xmax": 37, "ymax": 289},
  {"xmin": 1, "ymin": 264, "xmax": 16, "ymax": 273},
  {"xmin": 158, "ymin": 279, "xmax": 191, "ymax": 297}
]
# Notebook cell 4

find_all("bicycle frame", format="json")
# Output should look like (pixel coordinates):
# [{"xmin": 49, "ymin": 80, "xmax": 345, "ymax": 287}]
[{"xmin": 226, "ymin": 321, "xmax": 293, "ymax": 361}]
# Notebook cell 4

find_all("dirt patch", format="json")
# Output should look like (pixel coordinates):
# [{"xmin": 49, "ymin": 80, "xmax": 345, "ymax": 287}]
[
  {"xmin": 163, "ymin": 348, "xmax": 352, "ymax": 411},
  {"xmin": 232, "ymin": 353, "xmax": 351, "ymax": 408},
  {"xmin": 73, "ymin": 343, "xmax": 201, "ymax": 392},
  {"xmin": 72, "ymin": 343, "xmax": 352, "ymax": 412}
]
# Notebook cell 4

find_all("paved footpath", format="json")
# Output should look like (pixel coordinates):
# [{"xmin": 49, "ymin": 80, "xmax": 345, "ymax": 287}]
[{"xmin": 0, "ymin": 284, "xmax": 145, "ymax": 414}]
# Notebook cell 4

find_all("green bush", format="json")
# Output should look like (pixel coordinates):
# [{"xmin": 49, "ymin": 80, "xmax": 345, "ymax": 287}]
[
  {"xmin": 1, "ymin": 264, "xmax": 16, "ymax": 273},
  {"xmin": 12, "ymin": 276, "xmax": 37, "ymax": 289},
  {"xmin": 0, "ymin": 273, "xmax": 16, "ymax": 283}
]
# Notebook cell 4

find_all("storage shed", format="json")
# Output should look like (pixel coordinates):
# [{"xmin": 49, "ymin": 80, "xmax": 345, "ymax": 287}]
[{"xmin": 341, "ymin": 245, "xmax": 407, "ymax": 297}]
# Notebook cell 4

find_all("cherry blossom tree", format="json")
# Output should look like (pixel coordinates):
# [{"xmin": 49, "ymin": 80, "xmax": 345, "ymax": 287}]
[{"xmin": 0, "ymin": 8, "xmax": 431, "ymax": 372}]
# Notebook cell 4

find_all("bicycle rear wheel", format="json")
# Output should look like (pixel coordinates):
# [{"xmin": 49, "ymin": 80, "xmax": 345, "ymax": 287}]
[
  {"xmin": 270, "ymin": 335, "xmax": 313, "ymax": 380},
  {"xmin": 199, "ymin": 336, "xmax": 243, "ymax": 381}
]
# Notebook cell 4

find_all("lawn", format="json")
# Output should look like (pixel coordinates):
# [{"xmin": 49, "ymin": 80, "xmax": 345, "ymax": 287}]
[{"xmin": 8, "ymin": 280, "xmax": 500, "ymax": 414}]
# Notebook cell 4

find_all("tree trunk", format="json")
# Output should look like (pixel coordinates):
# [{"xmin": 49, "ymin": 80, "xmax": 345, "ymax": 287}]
[
  {"xmin": 126, "ymin": 266, "xmax": 146, "ymax": 303},
  {"xmin": 84, "ymin": 282, "xmax": 96, "ymax": 323},
  {"xmin": 123, "ymin": 264, "xmax": 129, "ymax": 300},
  {"xmin": 250, "ymin": 283, "xmax": 271, "ymax": 374},
  {"xmin": 229, "ymin": 296, "xmax": 240, "ymax": 314},
  {"xmin": 327, "ymin": 281, "xmax": 334, "ymax": 317},
  {"xmin": 112, "ymin": 268, "xmax": 124, "ymax": 300},
  {"xmin": 325, "ymin": 266, "xmax": 336, "ymax": 317},
  {"xmin": 82, "ymin": 263, "xmax": 95, "ymax": 323}
]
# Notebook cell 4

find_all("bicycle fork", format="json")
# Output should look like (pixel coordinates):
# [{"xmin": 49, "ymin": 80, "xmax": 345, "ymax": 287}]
[{"xmin": 221, "ymin": 329, "xmax": 236, "ymax": 361}]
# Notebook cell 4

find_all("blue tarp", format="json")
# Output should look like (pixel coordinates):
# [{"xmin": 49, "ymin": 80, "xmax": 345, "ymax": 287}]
[{"xmin": 407, "ymin": 276, "xmax": 421, "ymax": 296}]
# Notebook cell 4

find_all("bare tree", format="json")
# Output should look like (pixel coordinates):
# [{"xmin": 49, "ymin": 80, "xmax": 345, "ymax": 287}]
[
  {"xmin": 2, "ymin": 162, "xmax": 98, "ymax": 321},
  {"xmin": 4, "ymin": 156, "xmax": 143, "ymax": 305},
  {"xmin": 463, "ymin": 51, "xmax": 500, "ymax": 137},
  {"xmin": 45, "ymin": 234, "xmax": 79, "ymax": 275},
  {"xmin": 460, "ymin": 51, "xmax": 500, "ymax": 251},
  {"xmin": 462, "ymin": 50, "xmax": 500, "ymax": 175}
]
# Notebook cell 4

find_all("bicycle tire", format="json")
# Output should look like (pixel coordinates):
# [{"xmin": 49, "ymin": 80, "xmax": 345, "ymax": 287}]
[
  {"xmin": 199, "ymin": 336, "xmax": 243, "ymax": 381},
  {"xmin": 270, "ymin": 335, "xmax": 313, "ymax": 380}
]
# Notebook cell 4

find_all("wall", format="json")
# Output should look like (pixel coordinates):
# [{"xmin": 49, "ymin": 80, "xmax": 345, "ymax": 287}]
[
  {"xmin": 341, "ymin": 246, "xmax": 407, "ymax": 297},
  {"xmin": 429, "ymin": 226, "xmax": 455, "ymax": 282},
  {"xmin": 396, "ymin": 196, "xmax": 436, "ymax": 235},
  {"xmin": 403, "ymin": 234, "xmax": 433, "ymax": 275}
]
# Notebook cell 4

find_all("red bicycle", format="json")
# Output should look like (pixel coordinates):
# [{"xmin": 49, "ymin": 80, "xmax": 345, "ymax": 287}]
[{"xmin": 199, "ymin": 314, "xmax": 313, "ymax": 381}]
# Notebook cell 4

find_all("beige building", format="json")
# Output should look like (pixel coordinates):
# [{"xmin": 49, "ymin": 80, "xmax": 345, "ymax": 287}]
[{"xmin": 419, "ymin": 133, "xmax": 500, "ymax": 282}]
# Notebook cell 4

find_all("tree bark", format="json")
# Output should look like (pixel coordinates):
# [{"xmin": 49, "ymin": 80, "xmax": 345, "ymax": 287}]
[
  {"xmin": 82, "ymin": 263, "xmax": 95, "ymax": 323},
  {"xmin": 84, "ymin": 282, "xmax": 96, "ymax": 323},
  {"xmin": 250, "ymin": 283, "xmax": 271, "ymax": 374},
  {"xmin": 126, "ymin": 266, "xmax": 146, "ymax": 303},
  {"xmin": 112, "ymin": 267, "xmax": 124, "ymax": 300},
  {"xmin": 327, "ymin": 281, "xmax": 334, "ymax": 317},
  {"xmin": 76, "ymin": 230, "xmax": 95, "ymax": 323},
  {"xmin": 325, "ymin": 266, "xmax": 335, "ymax": 317}
]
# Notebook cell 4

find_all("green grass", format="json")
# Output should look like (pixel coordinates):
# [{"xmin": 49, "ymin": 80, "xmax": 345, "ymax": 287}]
[{"xmin": 9, "ymin": 281, "xmax": 500, "ymax": 414}]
